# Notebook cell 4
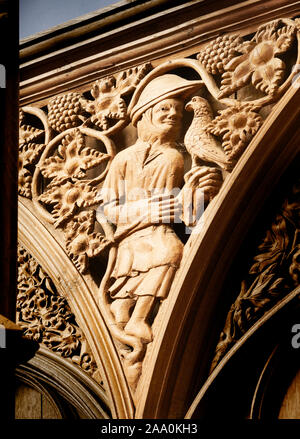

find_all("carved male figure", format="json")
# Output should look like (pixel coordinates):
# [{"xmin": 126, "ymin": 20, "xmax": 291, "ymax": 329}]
[{"xmin": 99, "ymin": 74, "xmax": 221, "ymax": 344}]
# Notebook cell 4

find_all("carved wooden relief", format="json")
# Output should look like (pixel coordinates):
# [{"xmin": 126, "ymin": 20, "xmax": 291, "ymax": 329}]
[
  {"xmin": 18, "ymin": 16, "xmax": 300, "ymax": 406},
  {"xmin": 211, "ymin": 176, "xmax": 300, "ymax": 372}
]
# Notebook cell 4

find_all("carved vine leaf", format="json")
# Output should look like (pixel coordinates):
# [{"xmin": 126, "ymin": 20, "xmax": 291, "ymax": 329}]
[
  {"xmin": 19, "ymin": 109, "xmax": 44, "ymax": 144},
  {"xmin": 84, "ymin": 76, "xmax": 127, "ymax": 130},
  {"xmin": 211, "ymin": 178, "xmax": 300, "ymax": 372},
  {"xmin": 115, "ymin": 64, "xmax": 153, "ymax": 95},
  {"xmin": 47, "ymin": 63, "xmax": 152, "ymax": 132},
  {"xmin": 37, "ymin": 127, "xmax": 113, "ymax": 270},
  {"xmin": 64, "ymin": 210, "xmax": 112, "ymax": 274},
  {"xmin": 39, "ymin": 129, "xmax": 110, "ymax": 186},
  {"xmin": 19, "ymin": 110, "xmax": 46, "ymax": 198},
  {"xmin": 37, "ymin": 128, "xmax": 113, "ymax": 270},
  {"xmin": 17, "ymin": 245, "xmax": 100, "ymax": 381},
  {"xmin": 218, "ymin": 21, "xmax": 296, "ymax": 98},
  {"xmin": 206, "ymin": 103, "xmax": 263, "ymax": 160},
  {"xmin": 82, "ymin": 63, "xmax": 152, "ymax": 130}
]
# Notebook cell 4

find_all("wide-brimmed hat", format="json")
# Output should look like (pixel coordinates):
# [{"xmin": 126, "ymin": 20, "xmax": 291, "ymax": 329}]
[{"xmin": 130, "ymin": 74, "xmax": 203, "ymax": 126}]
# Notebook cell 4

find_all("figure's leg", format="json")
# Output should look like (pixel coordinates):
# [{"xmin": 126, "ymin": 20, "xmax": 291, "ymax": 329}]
[
  {"xmin": 110, "ymin": 298, "xmax": 135, "ymax": 327},
  {"xmin": 124, "ymin": 295, "xmax": 156, "ymax": 343}
]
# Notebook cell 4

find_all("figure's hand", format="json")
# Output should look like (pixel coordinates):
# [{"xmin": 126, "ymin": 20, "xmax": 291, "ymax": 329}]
[
  {"xmin": 105, "ymin": 194, "xmax": 182, "ymax": 227},
  {"xmin": 183, "ymin": 166, "xmax": 223, "ymax": 202},
  {"xmin": 139, "ymin": 193, "xmax": 182, "ymax": 224}
]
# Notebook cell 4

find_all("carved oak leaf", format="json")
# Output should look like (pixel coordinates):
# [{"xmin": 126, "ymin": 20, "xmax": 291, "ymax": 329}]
[
  {"xmin": 40, "ymin": 130, "xmax": 110, "ymax": 186},
  {"xmin": 207, "ymin": 103, "xmax": 262, "ymax": 160},
  {"xmin": 64, "ymin": 210, "xmax": 112, "ymax": 274},
  {"xmin": 219, "ymin": 22, "xmax": 296, "ymax": 98},
  {"xmin": 38, "ymin": 180, "xmax": 99, "ymax": 227}
]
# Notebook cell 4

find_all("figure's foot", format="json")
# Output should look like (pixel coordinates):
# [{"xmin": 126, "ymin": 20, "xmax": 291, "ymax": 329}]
[{"xmin": 124, "ymin": 318, "xmax": 153, "ymax": 343}]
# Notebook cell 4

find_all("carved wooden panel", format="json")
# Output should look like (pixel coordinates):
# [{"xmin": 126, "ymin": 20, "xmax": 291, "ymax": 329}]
[
  {"xmin": 18, "ymin": 12, "xmax": 300, "ymax": 417},
  {"xmin": 211, "ymin": 176, "xmax": 300, "ymax": 371}
]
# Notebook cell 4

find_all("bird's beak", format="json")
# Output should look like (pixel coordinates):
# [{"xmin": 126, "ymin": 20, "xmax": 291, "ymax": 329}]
[{"xmin": 185, "ymin": 101, "xmax": 192, "ymax": 112}]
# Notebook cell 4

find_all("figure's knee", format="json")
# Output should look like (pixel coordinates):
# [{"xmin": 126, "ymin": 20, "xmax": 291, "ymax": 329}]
[{"xmin": 110, "ymin": 298, "xmax": 135, "ymax": 324}]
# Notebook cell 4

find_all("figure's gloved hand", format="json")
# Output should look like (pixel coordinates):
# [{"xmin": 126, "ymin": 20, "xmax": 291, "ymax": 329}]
[
  {"xmin": 178, "ymin": 166, "xmax": 223, "ymax": 227},
  {"xmin": 139, "ymin": 194, "xmax": 182, "ymax": 225},
  {"xmin": 183, "ymin": 166, "xmax": 223, "ymax": 202}
]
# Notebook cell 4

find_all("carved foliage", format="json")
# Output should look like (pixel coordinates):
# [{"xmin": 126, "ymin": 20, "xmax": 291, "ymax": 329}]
[
  {"xmin": 212, "ymin": 20, "xmax": 296, "ymax": 98},
  {"xmin": 17, "ymin": 245, "xmax": 100, "ymax": 379},
  {"xmin": 40, "ymin": 130, "xmax": 109, "ymax": 185},
  {"xmin": 47, "ymin": 64, "xmax": 152, "ymax": 133},
  {"xmin": 211, "ymin": 178, "xmax": 300, "ymax": 371},
  {"xmin": 64, "ymin": 210, "xmax": 111, "ymax": 273},
  {"xmin": 19, "ymin": 64, "xmax": 151, "ymax": 273},
  {"xmin": 37, "ymin": 129, "xmax": 112, "ymax": 272},
  {"xmin": 195, "ymin": 18, "xmax": 299, "ymax": 167}
]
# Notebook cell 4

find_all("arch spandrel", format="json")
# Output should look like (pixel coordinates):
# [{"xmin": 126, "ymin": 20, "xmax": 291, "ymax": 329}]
[
  {"xmin": 135, "ymin": 82, "xmax": 300, "ymax": 418},
  {"xmin": 18, "ymin": 9, "xmax": 300, "ymax": 419}
]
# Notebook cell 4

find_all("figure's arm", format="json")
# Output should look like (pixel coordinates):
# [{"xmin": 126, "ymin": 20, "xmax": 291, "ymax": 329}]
[
  {"xmin": 177, "ymin": 166, "xmax": 223, "ymax": 227},
  {"xmin": 101, "ymin": 194, "xmax": 182, "ymax": 240},
  {"xmin": 97, "ymin": 150, "xmax": 184, "ymax": 237}
]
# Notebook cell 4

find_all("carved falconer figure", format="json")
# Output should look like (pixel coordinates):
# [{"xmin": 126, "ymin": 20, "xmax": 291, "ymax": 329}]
[{"xmin": 97, "ymin": 74, "xmax": 222, "ymax": 349}]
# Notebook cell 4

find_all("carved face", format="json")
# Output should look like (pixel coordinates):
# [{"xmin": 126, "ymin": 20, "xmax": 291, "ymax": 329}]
[
  {"xmin": 151, "ymin": 98, "xmax": 184, "ymax": 130},
  {"xmin": 137, "ymin": 97, "xmax": 184, "ymax": 144}
]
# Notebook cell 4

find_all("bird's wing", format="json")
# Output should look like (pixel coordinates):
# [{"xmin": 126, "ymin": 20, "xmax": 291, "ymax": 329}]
[{"xmin": 188, "ymin": 130, "xmax": 231, "ymax": 170}]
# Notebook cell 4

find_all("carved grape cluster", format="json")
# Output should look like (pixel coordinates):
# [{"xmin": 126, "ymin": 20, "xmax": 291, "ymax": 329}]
[
  {"xmin": 197, "ymin": 34, "xmax": 243, "ymax": 74},
  {"xmin": 48, "ymin": 92, "xmax": 84, "ymax": 132}
]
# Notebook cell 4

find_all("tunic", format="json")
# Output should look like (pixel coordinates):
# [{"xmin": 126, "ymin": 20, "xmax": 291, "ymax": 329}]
[{"xmin": 101, "ymin": 140, "xmax": 185, "ymax": 299}]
